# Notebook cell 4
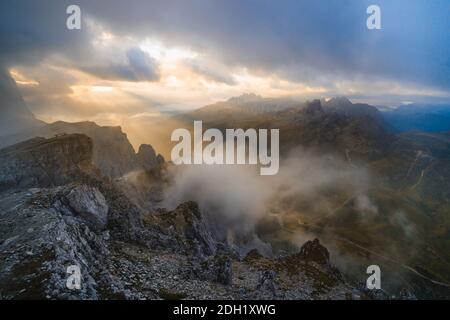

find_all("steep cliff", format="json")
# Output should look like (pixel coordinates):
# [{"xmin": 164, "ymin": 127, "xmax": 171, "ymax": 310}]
[
  {"xmin": 0, "ymin": 134, "xmax": 95, "ymax": 192},
  {"xmin": 0, "ymin": 135, "xmax": 365, "ymax": 300},
  {"xmin": 0, "ymin": 121, "xmax": 164, "ymax": 179}
]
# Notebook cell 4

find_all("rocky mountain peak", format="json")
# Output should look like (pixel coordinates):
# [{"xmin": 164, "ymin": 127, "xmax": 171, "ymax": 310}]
[
  {"xmin": 136, "ymin": 144, "xmax": 164, "ymax": 171},
  {"xmin": 297, "ymin": 238, "xmax": 330, "ymax": 266},
  {"xmin": 227, "ymin": 93, "xmax": 262, "ymax": 104},
  {"xmin": 0, "ymin": 121, "xmax": 165, "ymax": 179},
  {"xmin": 0, "ymin": 134, "xmax": 375, "ymax": 299},
  {"xmin": 0, "ymin": 133, "xmax": 95, "ymax": 192},
  {"xmin": 322, "ymin": 96, "xmax": 383, "ymax": 120},
  {"xmin": 324, "ymin": 96, "xmax": 352, "ymax": 107},
  {"xmin": 303, "ymin": 99, "xmax": 324, "ymax": 116}
]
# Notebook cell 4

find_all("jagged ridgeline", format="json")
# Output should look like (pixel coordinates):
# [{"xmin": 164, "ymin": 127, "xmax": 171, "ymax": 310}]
[
  {"xmin": 0, "ymin": 132, "xmax": 366, "ymax": 300},
  {"xmin": 0, "ymin": 94, "xmax": 449, "ymax": 299}
]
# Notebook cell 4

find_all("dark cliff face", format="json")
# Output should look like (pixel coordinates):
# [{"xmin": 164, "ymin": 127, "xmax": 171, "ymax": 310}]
[
  {"xmin": 0, "ymin": 133, "xmax": 143, "ymax": 238},
  {"xmin": 33, "ymin": 121, "xmax": 141, "ymax": 178},
  {"xmin": 0, "ymin": 121, "xmax": 164, "ymax": 179},
  {"xmin": 0, "ymin": 70, "xmax": 44, "ymax": 136},
  {"xmin": 136, "ymin": 144, "xmax": 163, "ymax": 171},
  {"xmin": 0, "ymin": 134, "xmax": 95, "ymax": 191},
  {"xmin": 296, "ymin": 238, "xmax": 330, "ymax": 266},
  {"xmin": 0, "ymin": 133, "xmax": 363, "ymax": 300}
]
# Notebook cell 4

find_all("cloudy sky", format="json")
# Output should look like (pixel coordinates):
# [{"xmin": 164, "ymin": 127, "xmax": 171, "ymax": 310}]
[{"xmin": 1, "ymin": 0, "xmax": 449, "ymax": 126}]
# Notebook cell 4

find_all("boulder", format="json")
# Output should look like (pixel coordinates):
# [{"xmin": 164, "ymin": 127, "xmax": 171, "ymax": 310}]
[
  {"xmin": 66, "ymin": 185, "xmax": 108, "ymax": 231},
  {"xmin": 198, "ymin": 254, "xmax": 233, "ymax": 286},
  {"xmin": 256, "ymin": 270, "xmax": 277, "ymax": 295}
]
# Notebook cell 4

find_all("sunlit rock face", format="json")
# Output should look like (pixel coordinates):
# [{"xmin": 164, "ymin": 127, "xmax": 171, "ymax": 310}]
[{"xmin": 0, "ymin": 120, "xmax": 165, "ymax": 179}]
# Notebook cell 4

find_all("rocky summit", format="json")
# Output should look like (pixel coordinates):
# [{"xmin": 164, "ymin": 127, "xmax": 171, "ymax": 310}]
[
  {"xmin": 1, "ymin": 97, "xmax": 448, "ymax": 300},
  {"xmin": 0, "ymin": 133, "xmax": 370, "ymax": 300},
  {"xmin": 0, "ymin": 121, "xmax": 165, "ymax": 179}
]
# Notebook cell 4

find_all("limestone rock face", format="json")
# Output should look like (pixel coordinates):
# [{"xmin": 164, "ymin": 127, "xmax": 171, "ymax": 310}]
[
  {"xmin": 198, "ymin": 254, "xmax": 233, "ymax": 286},
  {"xmin": 0, "ymin": 187, "xmax": 110, "ymax": 299},
  {"xmin": 0, "ymin": 129, "xmax": 378, "ymax": 300},
  {"xmin": 0, "ymin": 121, "xmax": 165, "ymax": 179},
  {"xmin": 0, "ymin": 134, "xmax": 145, "ymax": 299},
  {"xmin": 66, "ymin": 185, "xmax": 109, "ymax": 231},
  {"xmin": 0, "ymin": 133, "xmax": 143, "ymax": 240},
  {"xmin": 256, "ymin": 270, "xmax": 277, "ymax": 295},
  {"xmin": 40, "ymin": 121, "xmax": 139, "ymax": 178},
  {"xmin": 0, "ymin": 134, "xmax": 94, "ymax": 192},
  {"xmin": 146, "ymin": 201, "xmax": 218, "ymax": 257}
]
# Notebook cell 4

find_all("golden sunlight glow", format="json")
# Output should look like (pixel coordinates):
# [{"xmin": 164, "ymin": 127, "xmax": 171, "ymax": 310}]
[
  {"xmin": 90, "ymin": 85, "xmax": 114, "ymax": 93},
  {"xmin": 9, "ymin": 38, "xmax": 450, "ymax": 157},
  {"xmin": 140, "ymin": 39, "xmax": 198, "ymax": 62},
  {"xmin": 13, "ymin": 21, "xmax": 449, "ymax": 139},
  {"xmin": 9, "ymin": 68, "xmax": 39, "ymax": 86}
]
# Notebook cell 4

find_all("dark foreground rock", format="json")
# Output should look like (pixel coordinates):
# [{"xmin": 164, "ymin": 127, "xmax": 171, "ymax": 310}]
[{"xmin": 0, "ymin": 134, "xmax": 366, "ymax": 300}]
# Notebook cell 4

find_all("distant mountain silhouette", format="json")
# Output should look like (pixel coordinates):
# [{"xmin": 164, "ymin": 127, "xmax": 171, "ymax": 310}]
[
  {"xmin": 184, "ymin": 93, "xmax": 299, "ymax": 124},
  {"xmin": 382, "ymin": 104, "xmax": 450, "ymax": 133},
  {"xmin": 1, "ymin": 92, "xmax": 449, "ymax": 298},
  {"xmin": 0, "ymin": 69, "xmax": 43, "ymax": 136},
  {"xmin": 183, "ymin": 95, "xmax": 391, "ymax": 160}
]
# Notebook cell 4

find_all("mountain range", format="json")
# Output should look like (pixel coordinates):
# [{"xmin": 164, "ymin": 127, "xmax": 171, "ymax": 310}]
[
  {"xmin": 382, "ymin": 104, "xmax": 450, "ymax": 133},
  {"xmin": 0, "ymin": 91, "xmax": 449, "ymax": 299},
  {"xmin": 177, "ymin": 95, "xmax": 450, "ymax": 298}
]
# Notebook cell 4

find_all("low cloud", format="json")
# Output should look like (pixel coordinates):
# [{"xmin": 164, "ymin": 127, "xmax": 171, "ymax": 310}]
[
  {"xmin": 162, "ymin": 148, "xmax": 370, "ymax": 254},
  {"xmin": 390, "ymin": 210, "xmax": 416, "ymax": 238}
]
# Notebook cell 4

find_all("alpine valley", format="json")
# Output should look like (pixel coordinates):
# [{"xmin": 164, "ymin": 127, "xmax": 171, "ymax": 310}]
[{"xmin": 1, "ymin": 84, "xmax": 449, "ymax": 299}]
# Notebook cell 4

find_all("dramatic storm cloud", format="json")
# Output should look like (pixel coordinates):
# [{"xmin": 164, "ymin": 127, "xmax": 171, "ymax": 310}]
[
  {"xmin": 66, "ymin": 0, "xmax": 450, "ymax": 90},
  {"xmin": 82, "ymin": 47, "xmax": 160, "ymax": 82},
  {"xmin": 0, "ymin": 0, "xmax": 449, "ymax": 126}
]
